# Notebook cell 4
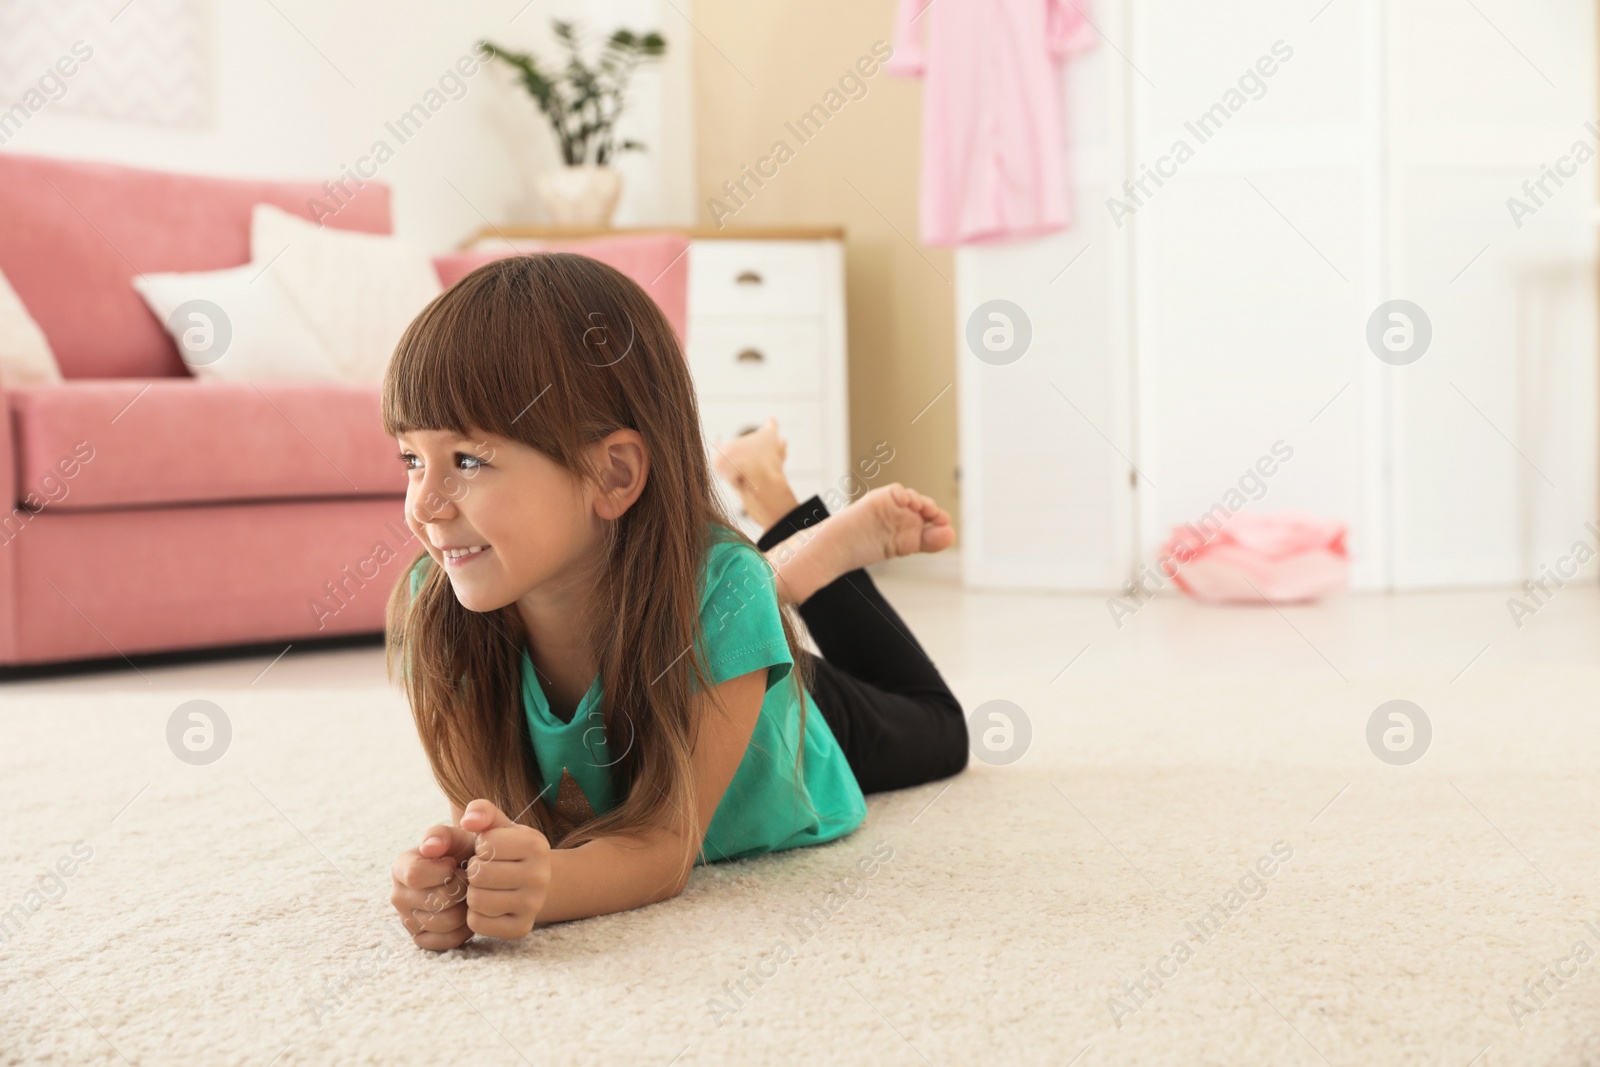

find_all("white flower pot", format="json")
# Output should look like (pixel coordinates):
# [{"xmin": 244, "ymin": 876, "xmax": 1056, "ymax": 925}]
[{"xmin": 533, "ymin": 165, "xmax": 624, "ymax": 227}]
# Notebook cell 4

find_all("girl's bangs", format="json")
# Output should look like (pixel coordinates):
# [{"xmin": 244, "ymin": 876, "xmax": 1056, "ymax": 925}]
[{"xmin": 381, "ymin": 261, "xmax": 562, "ymax": 448}]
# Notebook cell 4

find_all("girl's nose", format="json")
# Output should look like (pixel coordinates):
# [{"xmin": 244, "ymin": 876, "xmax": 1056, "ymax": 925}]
[{"xmin": 409, "ymin": 473, "xmax": 461, "ymax": 525}]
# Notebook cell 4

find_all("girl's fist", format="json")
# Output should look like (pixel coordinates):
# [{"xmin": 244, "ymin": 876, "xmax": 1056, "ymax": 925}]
[
  {"xmin": 459, "ymin": 798, "xmax": 552, "ymax": 940},
  {"xmin": 391, "ymin": 822, "xmax": 476, "ymax": 951}
]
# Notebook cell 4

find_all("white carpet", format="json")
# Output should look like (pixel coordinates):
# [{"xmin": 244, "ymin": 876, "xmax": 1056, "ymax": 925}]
[{"xmin": 5, "ymin": 652, "xmax": 1600, "ymax": 1065}]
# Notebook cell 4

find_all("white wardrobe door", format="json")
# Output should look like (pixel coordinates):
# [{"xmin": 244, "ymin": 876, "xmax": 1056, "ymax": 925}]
[
  {"xmin": 1387, "ymin": 0, "xmax": 1598, "ymax": 587},
  {"xmin": 1128, "ymin": 0, "xmax": 1387, "ymax": 590},
  {"xmin": 955, "ymin": 0, "xmax": 1135, "ymax": 592},
  {"xmin": 954, "ymin": 0, "xmax": 1596, "ymax": 593}
]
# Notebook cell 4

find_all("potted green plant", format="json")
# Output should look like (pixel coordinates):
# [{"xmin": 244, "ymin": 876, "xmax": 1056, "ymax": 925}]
[{"xmin": 480, "ymin": 21, "xmax": 667, "ymax": 228}]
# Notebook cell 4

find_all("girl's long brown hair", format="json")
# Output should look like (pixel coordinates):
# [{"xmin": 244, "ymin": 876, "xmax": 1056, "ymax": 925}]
[{"xmin": 381, "ymin": 252, "xmax": 814, "ymax": 891}]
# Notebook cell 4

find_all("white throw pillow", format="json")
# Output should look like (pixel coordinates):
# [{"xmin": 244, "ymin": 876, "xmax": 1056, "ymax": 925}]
[
  {"xmin": 250, "ymin": 203, "xmax": 442, "ymax": 385},
  {"xmin": 0, "ymin": 267, "xmax": 63, "ymax": 386},
  {"xmin": 132, "ymin": 264, "xmax": 344, "ymax": 383}
]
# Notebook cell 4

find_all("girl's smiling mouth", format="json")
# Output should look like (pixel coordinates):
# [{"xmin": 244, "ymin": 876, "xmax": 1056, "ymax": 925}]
[{"xmin": 439, "ymin": 544, "xmax": 491, "ymax": 567}]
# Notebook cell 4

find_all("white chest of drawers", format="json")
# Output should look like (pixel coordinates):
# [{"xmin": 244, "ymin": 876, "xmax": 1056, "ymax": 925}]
[{"xmin": 686, "ymin": 232, "xmax": 850, "ymax": 540}]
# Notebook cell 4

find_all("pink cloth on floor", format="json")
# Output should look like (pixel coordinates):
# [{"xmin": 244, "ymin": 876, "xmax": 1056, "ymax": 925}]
[
  {"xmin": 1160, "ymin": 511, "xmax": 1350, "ymax": 604},
  {"xmin": 885, "ymin": 0, "xmax": 1097, "ymax": 246}
]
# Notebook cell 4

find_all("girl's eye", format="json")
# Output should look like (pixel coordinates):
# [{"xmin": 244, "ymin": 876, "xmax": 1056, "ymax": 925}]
[{"xmin": 398, "ymin": 451, "xmax": 487, "ymax": 471}]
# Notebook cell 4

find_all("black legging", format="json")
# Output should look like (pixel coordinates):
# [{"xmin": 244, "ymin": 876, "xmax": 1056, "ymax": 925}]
[{"xmin": 756, "ymin": 494, "xmax": 969, "ymax": 795}]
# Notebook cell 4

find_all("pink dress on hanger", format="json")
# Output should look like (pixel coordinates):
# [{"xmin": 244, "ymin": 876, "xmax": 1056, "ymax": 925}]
[{"xmin": 886, "ymin": 0, "xmax": 1097, "ymax": 247}]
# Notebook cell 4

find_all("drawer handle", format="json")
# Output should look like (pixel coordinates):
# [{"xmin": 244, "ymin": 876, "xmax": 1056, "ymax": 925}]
[
  {"xmin": 735, "ymin": 270, "xmax": 764, "ymax": 286},
  {"xmin": 735, "ymin": 347, "xmax": 765, "ymax": 364}
]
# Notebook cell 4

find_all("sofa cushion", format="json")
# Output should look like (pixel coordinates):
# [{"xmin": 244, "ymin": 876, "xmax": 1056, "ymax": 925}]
[
  {"xmin": 0, "ymin": 265, "xmax": 62, "ymax": 386},
  {"xmin": 130, "ymin": 262, "xmax": 344, "ymax": 383},
  {"xmin": 253, "ymin": 204, "xmax": 443, "ymax": 384},
  {"xmin": 0, "ymin": 153, "xmax": 392, "ymax": 380},
  {"xmin": 432, "ymin": 233, "xmax": 691, "ymax": 345},
  {"xmin": 10, "ymin": 379, "xmax": 406, "ymax": 511}
]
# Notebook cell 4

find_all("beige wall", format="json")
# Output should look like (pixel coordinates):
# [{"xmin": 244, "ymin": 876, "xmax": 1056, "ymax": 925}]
[{"xmin": 690, "ymin": 1, "xmax": 961, "ymax": 541}]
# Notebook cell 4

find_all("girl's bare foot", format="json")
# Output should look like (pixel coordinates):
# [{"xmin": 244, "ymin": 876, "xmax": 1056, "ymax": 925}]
[
  {"xmin": 711, "ymin": 417, "xmax": 798, "ymax": 530},
  {"xmin": 769, "ymin": 484, "xmax": 954, "ymax": 606}
]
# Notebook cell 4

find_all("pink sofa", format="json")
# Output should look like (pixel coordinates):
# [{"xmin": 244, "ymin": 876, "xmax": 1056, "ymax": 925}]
[{"xmin": 0, "ymin": 152, "xmax": 689, "ymax": 668}]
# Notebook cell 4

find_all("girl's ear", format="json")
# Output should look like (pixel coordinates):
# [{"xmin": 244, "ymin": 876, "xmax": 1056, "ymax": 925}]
[{"xmin": 590, "ymin": 429, "xmax": 649, "ymax": 521}]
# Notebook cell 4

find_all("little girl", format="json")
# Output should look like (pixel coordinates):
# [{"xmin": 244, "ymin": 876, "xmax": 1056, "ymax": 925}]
[{"xmin": 383, "ymin": 252, "xmax": 968, "ymax": 951}]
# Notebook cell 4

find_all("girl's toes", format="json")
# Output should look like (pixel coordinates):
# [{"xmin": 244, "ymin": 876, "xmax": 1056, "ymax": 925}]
[
  {"xmin": 910, "ymin": 490, "xmax": 945, "ymax": 524},
  {"xmin": 922, "ymin": 523, "xmax": 956, "ymax": 553}
]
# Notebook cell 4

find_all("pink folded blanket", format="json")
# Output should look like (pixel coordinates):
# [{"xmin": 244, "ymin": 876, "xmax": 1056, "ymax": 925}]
[{"xmin": 1160, "ymin": 511, "xmax": 1349, "ymax": 603}]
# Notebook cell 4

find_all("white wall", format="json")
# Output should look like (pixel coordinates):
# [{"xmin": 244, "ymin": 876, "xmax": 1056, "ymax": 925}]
[{"xmin": 0, "ymin": 0, "xmax": 695, "ymax": 251}]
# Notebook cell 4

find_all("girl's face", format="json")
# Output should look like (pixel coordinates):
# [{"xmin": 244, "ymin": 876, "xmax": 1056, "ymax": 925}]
[{"xmin": 397, "ymin": 427, "xmax": 601, "ymax": 614}]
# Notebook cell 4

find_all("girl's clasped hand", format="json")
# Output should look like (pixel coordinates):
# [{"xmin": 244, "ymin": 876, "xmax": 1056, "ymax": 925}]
[{"xmin": 390, "ymin": 800, "xmax": 553, "ymax": 950}]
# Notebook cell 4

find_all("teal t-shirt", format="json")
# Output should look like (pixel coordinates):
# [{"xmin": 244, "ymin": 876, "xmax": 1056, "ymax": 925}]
[{"xmin": 406, "ymin": 527, "xmax": 867, "ymax": 864}]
